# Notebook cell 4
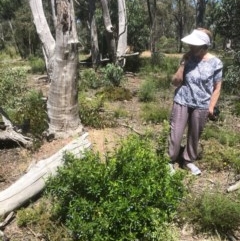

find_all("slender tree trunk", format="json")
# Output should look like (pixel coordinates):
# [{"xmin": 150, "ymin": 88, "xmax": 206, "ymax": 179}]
[
  {"xmin": 89, "ymin": 0, "xmax": 100, "ymax": 68},
  {"xmin": 100, "ymin": 0, "xmax": 116, "ymax": 63},
  {"xmin": 196, "ymin": 0, "xmax": 207, "ymax": 27},
  {"xmin": 117, "ymin": 0, "xmax": 127, "ymax": 64},
  {"xmin": 8, "ymin": 21, "xmax": 21, "ymax": 57}
]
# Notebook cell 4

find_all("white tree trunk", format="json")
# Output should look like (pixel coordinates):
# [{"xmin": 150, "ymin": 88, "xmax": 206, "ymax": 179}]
[
  {"xmin": 29, "ymin": 0, "xmax": 55, "ymax": 69},
  {"xmin": 117, "ymin": 0, "xmax": 128, "ymax": 58},
  {"xmin": 29, "ymin": 0, "xmax": 82, "ymax": 137},
  {"xmin": 89, "ymin": 0, "xmax": 100, "ymax": 67}
]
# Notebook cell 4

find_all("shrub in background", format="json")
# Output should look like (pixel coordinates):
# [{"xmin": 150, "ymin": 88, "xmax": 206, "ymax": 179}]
[
  {"xmin": 178, "ymin": 190, "xmax": 240, "ymax": 236},
  {"xmin": 202, "ymin": 139, "xmax": 240, "ymax": 173},
  {"xmin": 0, "ymin": 67, "xmax": 28, "ymax": 113},
  {"xmin": 46, "ymin": 133, "xmax": 185, "ymax": 241},
  {"xmin": 141, "ymin": 103, "xmax": 170, "ymax": 124},
  {"xmin": 138, "ymin": 79, "xmax": 157, "ymax": 102},
  {"xmin": 101, "ymin": 63, "xmax": 124, "ymax": 87},
  {"xmin": 96, "ymin": 86, "xmax": 132, "ymax": 101},
  {"xmin": 78, "ymin": 93, "xmax": 116, "ymax": 128},
  {"xmin": 0, "ymin": 67, "xmax": 47, "ymax": 137},
  {"xmin": 28, "ymin": 56, "xmax": 46, "ymax": 74},
  {"xmin": 14, "ymin": 90, "xmax": 48, "ymax": 136},
  {"xmin": 79, "ymin": 68, "xmax": 102, "ymax": 89},
  {"xmin": 202, "ymin": 124, "xmax": 240, "ymax": 147}
]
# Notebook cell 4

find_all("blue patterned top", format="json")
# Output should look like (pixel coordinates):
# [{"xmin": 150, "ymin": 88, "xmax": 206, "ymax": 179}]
[{"xmin": 174, "ymin": 56, "xmax": 223, "ymax": 109}]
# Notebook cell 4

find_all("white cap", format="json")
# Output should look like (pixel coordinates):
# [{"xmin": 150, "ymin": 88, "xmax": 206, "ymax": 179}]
[{"xmin": 181, "ymin": 29, "xmax": 211, "ymax": 46}]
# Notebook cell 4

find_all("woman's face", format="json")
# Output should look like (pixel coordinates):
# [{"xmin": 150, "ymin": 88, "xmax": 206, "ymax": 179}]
[{"xmin": 188, "ymin": 45, "xmax": 206, "ymax": 57}]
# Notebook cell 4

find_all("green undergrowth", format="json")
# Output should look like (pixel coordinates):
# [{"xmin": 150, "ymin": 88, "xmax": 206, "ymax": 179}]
[
  {"xmin": 43, "ymin": 127, "xmax": 185, "ymax": 240},
  {"xmin": 178, "ymin": 189, "xmax": 240, "ymax": 237}
]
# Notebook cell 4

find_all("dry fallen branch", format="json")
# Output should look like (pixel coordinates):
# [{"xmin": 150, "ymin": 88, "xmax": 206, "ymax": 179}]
[
  {"xmin": 119, "ymin": 123, "xmax": 143, "ymax": 135},
  {"xmin": 0, "ymin": 108, "xmax": 32, "ymax": 147},
  {"xmin": 227, "ymin": 180, "xmax": 240, "ymax": 192}
]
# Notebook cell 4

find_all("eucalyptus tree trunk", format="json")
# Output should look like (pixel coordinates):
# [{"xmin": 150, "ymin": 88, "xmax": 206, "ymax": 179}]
[
  {"xmin": 29, "ymin": 0, "xmax": 82, "ymax": 137},
  {"xmin": 89, "ymin": 0, "xmax": 100, "ymax": 68},
  {"xmin": 147, "ymin": 0, "xmax": 157, "ymax": 53},
  {"xmin": 100, "ymin": 0, "xmax": 116, "ymax": 63},
  {"xmin": 196, "ymin": 0, "xmax": 208, "ymax": 27},
  {"xmin": 116, "ymin": 0, "xmax": 127, "ymax": 66}
]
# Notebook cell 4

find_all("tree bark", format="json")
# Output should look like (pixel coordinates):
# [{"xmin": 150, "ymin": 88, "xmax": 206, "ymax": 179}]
[
  {"xmin": 89, "ymin": 0, "xmax": 100, "ymax": 68},
  {"xmin": 196, "ymin": 0, "xmax": 207, "ymax": 28},
  {"xmin": 29, "ymin": 0, "xmax": 82, "ymax": 137},
  {"xmin": 100, "ymin": 0, "xmax": 116, "ymax": 63},
  {"xmin": 117, "ymin": 0, "xmax": 127, "ymax": 66}
]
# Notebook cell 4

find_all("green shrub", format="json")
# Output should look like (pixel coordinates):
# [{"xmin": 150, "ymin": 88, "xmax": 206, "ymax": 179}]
[
  {"xmin": 154, "ymin": 75, "xmax": 172, "ymax": 90},
  {"xmin": 16, "ymin": 200, "xmax": 71, "ymax": 241},
  {"xmin": 232, "ymin": 99, "xmax": 240, "ymax": 116},
  {"xmin": 141, "ymin": 103, "xmax": 170, "ymax": 124},
  {"xmin": 28, "ymin": 56, "xmax": 46, "ymax": 74},
  {"xmin": 78, "ymin": 93, "xmax": 116, "ymax": 128},
  {"xmin": 202, "ymin": 124, "xmax": 240, "ymax": 147},
  {"xmin": 14, "ymin": 90, "xmax": 48, "ymax": 136},
  {"xmin": 150, "ymin": 51, "xmax": 165, "ymax": 67},
  {"xmin": 79, "ymin": 68, "xmax": 102, "ymax": 89},
  {"xmin": 138, "ymin": 79, "xmax": 157, "ymax": 102},
  {"xmin": 96, "ymin": 86, "xmax": 132, "ymax": 101},
  {"xmin": 0, "ymin": 67, "xmax": 47, "ymax": 137},
  {"xmin": 46, "ymin": 133, "xmax": 185, "ymax": 241},
  {"xmin": 157, "ymin": 37, "xmax": 177, "ymax": 53},
  {"xmin": 0, "ymin": 67, "xmax": 28, "ymax": 111},
  {"xmin": 178, "ymin": 190, "xmax": 240, "ymax": 235},
  {"xmin": 202, "ymin": 139, "xmax": 240, "ymax": 173},
  {"xmin": 101, "ymin": 63, "xmax": 124, "ymax": 87}
]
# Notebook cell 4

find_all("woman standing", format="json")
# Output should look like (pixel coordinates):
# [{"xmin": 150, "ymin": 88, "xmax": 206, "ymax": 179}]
[{"xmin": 169, "ymin": 28, "xmax": 223, "ymax": 175}]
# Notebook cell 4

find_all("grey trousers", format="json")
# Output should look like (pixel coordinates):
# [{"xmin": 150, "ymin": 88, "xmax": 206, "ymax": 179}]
[{"xmin": 169, "ymin": 102, "xmax": 209, "ymax": 163}]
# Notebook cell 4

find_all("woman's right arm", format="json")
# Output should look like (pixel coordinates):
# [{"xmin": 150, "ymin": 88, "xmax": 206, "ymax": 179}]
[
  {"xmin": 172, "ymin": 52, "xmax": 191, "ymax": 87},
  {"xmin": 171, "ymin": 63, "xmax": 185, "ymax": 87}
]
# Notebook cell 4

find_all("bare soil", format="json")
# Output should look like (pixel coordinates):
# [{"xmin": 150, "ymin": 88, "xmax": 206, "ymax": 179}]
[{"xmin": 0, "ymin": 71, "xmax": 238, "ymax": 241}]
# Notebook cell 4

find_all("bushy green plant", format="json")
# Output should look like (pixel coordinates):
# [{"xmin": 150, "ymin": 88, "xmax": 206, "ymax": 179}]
[
  {"xmin": 97, "ymin": 86, "xmax": 132, "ymax": 101},
  {"xmin": 138, "ymin": 79, "xmax": 157, "ymax": 102},
  {"xmin": 150, "ymin": 51, "xmax": 165, "ymax": 67},
  {"xmin": 78, "ymin": 93, "xmax": 116, "ymax": 128},
  {"xmin": 178, "ymin": 190, "xmax": 240, "ymax": 235},
  {"xmin": 202, "ymin": 139, "xmax": 240, "ymax": 173},
  {"xmin": 202, "ymin": 124, "xmax": 240, "ymax": 147},
  {"xmin": 232, "ymin": 99, "xmax": 240, "ymax": 116},
  {"xmin": 46, "ymin": 133, "xmax": 185, "ymax": 241},
  {"xmin": 14, "ymin": 90, "xmax": 48, "ymax": 136},
  {"xmin": 157, "ymin": 37, "xmax": 177, "ymax": 53},
  {"xmin": 101, "ymin": 63, "xmax": 124, "ymax": 87},
  {"xmin": 154, "ymin": 75, "xmax": 172, "ymax": 90},
  {"xmin": 0, "ymin": 67, "xmax": 47, "ymax": 137},
  {"xmin": 79, "ymin": 68, "xmax": 102, "ymax": 89},
  {"xmin": 0, "ymin": 67, "xmax": 28, "ymax": 112},
  {"xmin": 141, "ymin": 103, "xmax": 170, "ymax": 124},
  {"xmin": 17, "ymin": 200, "xmax": 71, "ymax": 241},
  {"xmin": 28, "ymin": 56, "xmax": 46, "ymax": 74}
]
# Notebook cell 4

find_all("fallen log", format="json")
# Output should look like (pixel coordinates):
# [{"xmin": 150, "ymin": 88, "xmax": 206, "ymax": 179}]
[
  {"xmin": 227, "ymin": 180, "xmax": 240, "ymax": 192},
  {"xmin": 0, "ymin": 132, "xmax": 91, "ymax": 217},
  {"xmin": 0, "ymin": 107, "xmax": 32, "ymax": 147}
]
